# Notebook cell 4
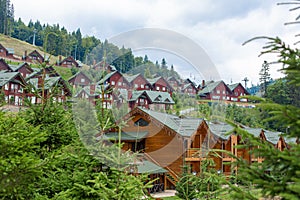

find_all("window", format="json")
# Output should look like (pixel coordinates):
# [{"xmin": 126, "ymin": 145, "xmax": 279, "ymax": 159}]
[
  {"xmin": 81, "ymin": 78, "xmax": 85, "ymax": 83},
  {"xmin": 217, "ymin": 90, "xmax": 220, "ymax": 94},
  {"xmin": 4, "ymin": 84, "xmax": 8, "ymax": 90},
  {"xmin": 111, "ymin": 81, "xmax": 115, "ymax": 85},
  {"xmin": 118, "ymin": 82, "xmax": 122, "ymax": 86},
  {"xmin": 162, "ymin": 87, "xmax": 166, "ymax": 91},
  {"xmin": 141, "ymin": 84, "xmax": 144, "ymax": 89},
  {"xmin": 223, "ymin": 91, "xmax": 225, "ymax": 94},
  {"xmin": 134, "ymin": 84, "xmax": 138, "ymax": 88},
  {"xmin": 156, "ymin": 86, "xmax": 160, "ymax": 91},
  {"xmin": 134, "ymin": 118, "xmax": 149, "ymax": 127}
]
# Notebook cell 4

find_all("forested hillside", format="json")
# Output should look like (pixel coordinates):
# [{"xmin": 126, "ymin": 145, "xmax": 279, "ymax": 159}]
[{"xmin": 0, "ymin": 0, "xmax": 180, "ymax": 79}]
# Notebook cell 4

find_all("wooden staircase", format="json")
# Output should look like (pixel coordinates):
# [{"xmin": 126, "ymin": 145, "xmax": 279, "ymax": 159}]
[{"xmin": 144, "ymin": 153, "xmax": 179, "ymax": 188}]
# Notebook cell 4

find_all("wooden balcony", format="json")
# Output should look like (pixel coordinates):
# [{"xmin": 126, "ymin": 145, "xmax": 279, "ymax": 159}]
[{"xmin": 185, "ymin": 148, "xmax": 207, "ymax": 162}]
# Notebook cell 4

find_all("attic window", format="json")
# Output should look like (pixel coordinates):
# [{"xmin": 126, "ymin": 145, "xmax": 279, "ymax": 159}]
[{"xmin": 134, "ymin": 118, "xmax": 149, "ymax": 127}]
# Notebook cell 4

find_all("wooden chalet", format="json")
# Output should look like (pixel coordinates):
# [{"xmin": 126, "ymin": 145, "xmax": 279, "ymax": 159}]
[
  {"xmin": 199, "ymin": 80, "xmax": 232, "ymax": 101},
  {"xmin": 74, "ymin": 84, "xmax": 113, "ymax": 108},
  {"xmin": 57, "ymin": 56, "xmax": 81, "ymax": 68},
  {"xmin": 93, "ymin": 60, "xmax": 116, "ymax": 73},
  {"xmin": 0, "ymin": 58, "xmax": 13, "ymax": 72},
  {"xmin": 68, "ymin": 71, "xmax": 92, "ymax": 88},
  {"xmin": 147, "ymin": 76, "xmax": 174, "ymax": 95},
  {"xmin": 0, "ymin": 44, "xmax": 15, "ymax": 60},
  {"xmin": 9, "ymin": 62, "xmax": 34, "ymax": 78},
  {"xmin": 228, "ymin": 83, "xmax": 250, "ymax": 102},
  {"xmin": 181, "ymin": 83, "xmax": 198, "ymax": 96},
  {"xmin": 0, "ymin": 72, "xmax": 27, "ymax": 106},
  {"xmin": 98, "ymin": 71, "xmax": 130, "ymax": 90},
  {"xmin": 108, "ymin": 107, "xmax": 206, "ymax": 189},
  {"xmin": 123, "ymin": 73, "xmax": 152, "ymax": 91},
  {"xmin": 128, "ymin": 90, "xmax": 174, "ymax": 111},
  {"xmin": 23, "ymin": 50, "xmax": 45, "ymax": 64},
  {"xmin": 167, "ymin": 76, "xmax": 181, "ymax": 92},
  {"xmin": 105, "ymin": 108, "xmax": 295, "ymax": 189},
  {"xmin": 27, "ymin": 76, "xmax": 71, "ymax": 104}
]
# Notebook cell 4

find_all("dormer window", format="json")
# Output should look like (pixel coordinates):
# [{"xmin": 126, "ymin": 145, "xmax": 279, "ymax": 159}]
[{"xmin": 134, "ymin": 118, "xmax": 149, "ymax": 127}]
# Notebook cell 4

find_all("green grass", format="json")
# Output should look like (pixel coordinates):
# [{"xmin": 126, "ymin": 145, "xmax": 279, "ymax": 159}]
[
  {"xmin": 53, "ymin": 66, "xmax": 73, "ymax": 80},
  {"xmin": 0, "ymin": 34, "xmax": 59, "ymax": 64}
]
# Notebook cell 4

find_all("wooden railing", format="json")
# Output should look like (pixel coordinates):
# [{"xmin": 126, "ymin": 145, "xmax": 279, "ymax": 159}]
[{"xmin": 144, "ymin": 152, "xmax": 179, "ymax": 185}]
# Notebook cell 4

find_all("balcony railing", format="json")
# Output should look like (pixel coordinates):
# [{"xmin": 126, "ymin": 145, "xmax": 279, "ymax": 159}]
[{"xmin": 185, "ymin": 148, "xmax": 207, "ymax": 161}]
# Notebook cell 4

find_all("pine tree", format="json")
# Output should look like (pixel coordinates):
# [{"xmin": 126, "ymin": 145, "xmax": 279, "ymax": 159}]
[{"xmin": 259, "ymin": 60, "xmax": 271, "ymax": 96}]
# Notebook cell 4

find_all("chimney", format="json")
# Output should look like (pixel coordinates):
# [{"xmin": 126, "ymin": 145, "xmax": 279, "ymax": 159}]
[
  {"xmin": 90, "ymin": 84, "xmax": 95, "ymax": 95},
  {"xmin": 24, "ymin": 50, "xmax": 27, "ymax": 59},
  {"xmin": 202, "ymin": 80, "xmax": 205, "ymax": 88},
  {"xmin": 59, "ymin": 56, "xmax": 62, "ymax": 63},
  {"xmin": 93, "ymin": 59, "xmax": 96, "ymax": 66}
]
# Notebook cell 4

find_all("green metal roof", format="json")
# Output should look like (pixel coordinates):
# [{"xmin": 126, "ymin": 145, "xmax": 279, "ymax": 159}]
[
  {"xmin": 0, "ymin": 72, "xmax": 20, "ymax": 86},
  {"xmin": 137, "ymin": 159, "xmax": 168, "ymax": 174},
  {"xmin": 227, "ymin": 83, "xmax": 239, "ymax": 91},
  {"xmin": 199, "ymin": 80, "xmax": 222, "ymax": 94},
  {"xmin": 147, "ymin": 77, "xmax": 161, "ymax": 85},
  {"xmin": 139, "ymin": 107, "xmax": 203, "ymax": 137},
  {"xmin": 128, "ymin": 91, "xmax": 175, "ymax": 104},
  {"xmin": 97, "ymin": 71, "xmax": 118, "ymax": 84},
  {"xmin": 103, "ymin": 131, "xmax": 148, "ymax": 141},
  {"xmin": 207, "ymin": 121, "xmax": 235, "ymax": 140},
  {"xmin": 123, "ymin": 74, "xmax": 140, "ymax": 83}
]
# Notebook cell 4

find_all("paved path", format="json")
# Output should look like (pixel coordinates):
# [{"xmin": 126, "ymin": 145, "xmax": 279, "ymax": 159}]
[{"xmin": 151, "ymin": 190, "xmax": 176, "ymax": 198}]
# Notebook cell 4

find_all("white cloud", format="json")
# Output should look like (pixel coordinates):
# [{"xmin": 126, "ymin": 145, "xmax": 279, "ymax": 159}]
[{"xmin": 12, "ymin": 0, "xmax": 298, "ymax": 85}]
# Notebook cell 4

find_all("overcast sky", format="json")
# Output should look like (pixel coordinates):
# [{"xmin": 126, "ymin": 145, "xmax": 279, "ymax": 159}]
[{"xmin": 12, "ymin": 0, "xmax": 299, "ymax": 85}]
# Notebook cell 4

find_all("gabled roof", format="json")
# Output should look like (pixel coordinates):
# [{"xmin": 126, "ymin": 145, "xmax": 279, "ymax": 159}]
[
  {"xmin": 0, "ymin": 58, "xmax": 13, "ymax": 72},
  {"xmin": 199, "ymin": 80, "xmax": 223, "ymax": 94},
  {"xmin": 228, "ymin": 83, "xmax": 250, "ymax": 95},
  {"xmin": 74, "ymin": 85, "xmax": 108, "ymax": 97},
  {"xmin": 128, "ymin": 90, "xmax": 175, "ymax": 104},
  {"xmin": 26, "ymin": 66, "xmax": 60, "ymax": 79},
  {"xmin": 147, "ymin": 76, "xmax": 174, "ymax": 91},
  {"xmin": 9, "ymin": 62, "xmax": 33, "ymax": 73},
  {"xmin": 0, "ymin": 72, "xmax": 26, "ymax": 86},
  {"xmin": 97, "ymin": 71, "xmax": 119, "ymax": 85},
  {"xmin": 58, "ymin": 56, "xmax": 79, "ymax": 66},
  {"xmin": 167, "ymin": 76, "xmax": 180, "ymax": 83},
  {"xmin": 123, "ymin": 74, "xmax": 140, "ymax": 83},
  {"xmin": 147, "ymin": 76, "xmax": 162, "ymax": 85},
  {"xmin": 207, "ymin": 121, "xmax": 235, "ymax": 140},
  {"xmin": 28, "ymin": 50, "xmax": 44, "ymax": 58},
  {"xmin": 135, "ymin": 107, "xmax": 203, "ymax": 137},
  {"xmin": 227, "ymin": 83, "xmax": 239, "ymax": 91},
  {"xmin": 68, "ymin": 71, "xmax": 91, "ymax": 82}
]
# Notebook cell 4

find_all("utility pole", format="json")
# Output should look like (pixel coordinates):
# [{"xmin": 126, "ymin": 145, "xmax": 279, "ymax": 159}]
[
  {"xmin": 33, "ymin": 29, "xmax": 37, "ymax": 46},
  {"xmin": 242, "ymin": 77, "xmax": 249, "ymax": 88}
]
